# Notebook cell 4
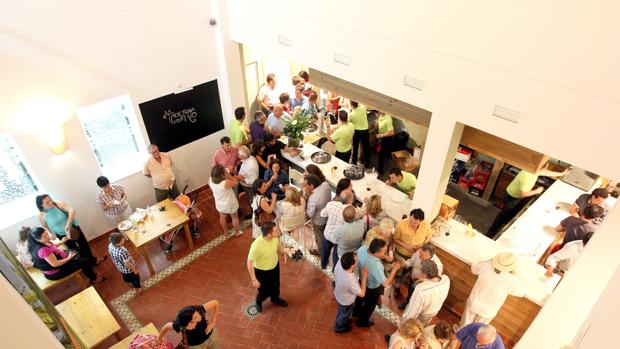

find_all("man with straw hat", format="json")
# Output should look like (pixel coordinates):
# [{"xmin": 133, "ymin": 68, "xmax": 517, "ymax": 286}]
[{"xmin": 460, "ymin": 252, "xmax": 525, "ymax": 328}]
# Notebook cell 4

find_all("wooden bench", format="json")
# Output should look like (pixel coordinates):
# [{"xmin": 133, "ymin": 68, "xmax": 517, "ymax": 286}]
[
  {"xmin": 108, "ymin": 323, "xmax": 159, "ymax": 349},
  {"xmin": 27, "ymin": 267, "xmax": 87, "ymax": 291},
  {"xmin": 56, "ymin": 286, "xmax": 121, "ymax": 348}
]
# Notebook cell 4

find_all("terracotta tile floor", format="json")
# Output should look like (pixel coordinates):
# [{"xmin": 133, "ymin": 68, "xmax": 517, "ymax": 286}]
[{"xmin": 43, "ymin": 186, "xmax": 513, "ymax": 349}]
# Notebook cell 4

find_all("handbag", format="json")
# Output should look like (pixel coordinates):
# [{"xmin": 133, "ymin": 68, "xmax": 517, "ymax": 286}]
[
  {"xmin": 253, "ymin": 196, "xmax": 277, "ymax": 226},
  {"xmin": 129, "ymin": 334, "xmax": 173, "ymax": 349},
  {"xmin": 54, "ymin": 203, "xmax": 81, "ymax": 241}
]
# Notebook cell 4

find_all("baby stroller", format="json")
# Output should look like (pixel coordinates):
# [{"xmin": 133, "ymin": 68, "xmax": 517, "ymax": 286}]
[{"xmin": 159, "ymin": 185, "xmax": 203, "ymax": 255}]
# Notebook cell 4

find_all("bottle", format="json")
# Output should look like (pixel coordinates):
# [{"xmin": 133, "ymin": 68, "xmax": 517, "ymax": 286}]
[{"xmin": 466, "ymin": 223, "xmax": 474, "ymax": 237}]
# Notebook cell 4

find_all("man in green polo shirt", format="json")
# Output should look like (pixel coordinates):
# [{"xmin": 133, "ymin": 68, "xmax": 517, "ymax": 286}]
[
  {"xmin": 375, "ymin": 112, "xmax": 395, "ymax": 174},
  {"xmin": 247, "ymin": 221, "xmax": 288, "ymax": 312},
  {"xmin": 486, "ymin": 165, "xmax": 568, "ymax": 238},
  {"xmin": 385, "ymin": 167, "xmax": 417, "ymax": 199},
  {"xmin": 229, "ymin": 106, "xmax": 249, "ymax": 146},
  {"xmin": 348, "ymin": 101, "xmax": 370, "ymax": 168},
  {"xmin": 326, "ymin": 110, "xmax": 355, "ymax": 163}
]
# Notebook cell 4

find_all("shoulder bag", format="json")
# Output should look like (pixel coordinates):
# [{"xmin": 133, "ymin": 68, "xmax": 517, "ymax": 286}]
[{"xmin": 254, "ymin": 196, "xmax": 277, "ymax": 226}]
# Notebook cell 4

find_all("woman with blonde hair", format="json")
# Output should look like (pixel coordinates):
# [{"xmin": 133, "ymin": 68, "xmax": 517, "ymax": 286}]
[
  {"xmin": 364, "ymin": 194, "xmax": 388, "ymax": 229},
  {"xmin": 388, "ymin": 318, "xmax": 425, "ymax": 349},
  {"xmin": 364, "ymin": 218, "xmax": 395, "ymax": 274},
  {"xmin": 278, "ymin": 187, "xmax": 306, "ymax": 234}
]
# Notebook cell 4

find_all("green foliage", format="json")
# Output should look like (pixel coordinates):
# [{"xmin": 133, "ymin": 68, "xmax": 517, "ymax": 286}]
[{"xmin": 283, "ymin": 112, "xmax": 312, "ymax": 139}]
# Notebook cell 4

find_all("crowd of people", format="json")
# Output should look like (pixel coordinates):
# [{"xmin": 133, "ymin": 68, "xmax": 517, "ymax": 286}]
[{"xmin": 14, "ymin": 69, "xmax": 612, "ymax": 349}]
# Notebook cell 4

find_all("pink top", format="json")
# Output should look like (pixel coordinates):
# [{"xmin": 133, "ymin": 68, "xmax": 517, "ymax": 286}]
[
  {"xmin": 211, "ymin": 148, "xmax": 239, "ymax": 171},
  {"xmin": 37, "ymin": 244, "xmax": 68, "ymax": 275}
]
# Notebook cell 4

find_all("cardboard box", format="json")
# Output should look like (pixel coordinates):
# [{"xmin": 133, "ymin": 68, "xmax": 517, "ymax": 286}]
[
  {"xmin": 391, "ymin": 150, "xmax": 420, "ymax": 172},
  {"xmin": 441, "ymin": 194, "xmax": 459, "ymax": 218}
]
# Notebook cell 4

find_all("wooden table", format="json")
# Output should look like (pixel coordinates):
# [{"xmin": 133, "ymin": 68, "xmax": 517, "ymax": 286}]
[
  {"xmin": 121, "ymin": 198, "xmax": 192, "ymax": 275},
  {"xmin": 56, "ymin": 286, "xmax": 121, "ymax": 348},
  {"xmin": 108, "ymin": 323, "xmax": 159, "ymax": 349}
]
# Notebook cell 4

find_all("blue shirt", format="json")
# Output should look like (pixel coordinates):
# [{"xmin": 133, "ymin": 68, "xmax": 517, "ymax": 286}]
[
  {"xmin": 250, "ymin": 121, "xmax": 266, "ymax": 142},
  {"xmin": 289, "ymin": 96, "xmax": 307, "ymax": 110},
  {"xmin": 457, "ymin": 323, "xmax": 505, "ymax": 349},
  {"xmin": 357, "ymin": 245, "xmax": 386, "ymax": 289},
  {"xmin": 264, "ymin": 169, "xmax": 289, "ymax": 200}
]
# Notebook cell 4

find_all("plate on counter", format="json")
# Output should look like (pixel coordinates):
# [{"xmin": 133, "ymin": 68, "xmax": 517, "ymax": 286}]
[
  {"xmin": 388, "ymin": 191, "xmax": 408, "ymax": 203},
  {"xmin": 343, "ymin": 164, "xmax": 365, "ymax": 180},
  {"xmin": 117, "ymin": 220, "xmax": 133, "ymax": 231},
  {"xmin": 311, "ymin": 151, "xmax": 332, "ymax": 164},
  {"xmin": 305, "ymin": 123, "xmax": 318, "ymax": 132}
]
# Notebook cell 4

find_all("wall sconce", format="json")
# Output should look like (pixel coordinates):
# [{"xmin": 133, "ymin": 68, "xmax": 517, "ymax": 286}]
[{"xmin": 43, "ymin": 125, "xmax": 67, "ymax": 155}]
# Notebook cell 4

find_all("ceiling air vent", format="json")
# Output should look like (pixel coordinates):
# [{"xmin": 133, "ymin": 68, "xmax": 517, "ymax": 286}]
[
  {"xmin": 277, "ymin": 35, "xmax": 292, "ymax": 47},
  {"xmin": 492, "ymin": 105, "xmax": 521, "ymax": 124},
  {"xmin": 403, "ymin": 74, "xmax": 425, "ymax": 91},
  {"xmin": 334, "ymin": 52, "xmax": 351, "ymax": 66}
]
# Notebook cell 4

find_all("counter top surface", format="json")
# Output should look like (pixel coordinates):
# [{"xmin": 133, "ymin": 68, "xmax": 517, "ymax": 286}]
[{"xmin": 432, "ymin": 220, "xmax": 561, "ymax": 306}]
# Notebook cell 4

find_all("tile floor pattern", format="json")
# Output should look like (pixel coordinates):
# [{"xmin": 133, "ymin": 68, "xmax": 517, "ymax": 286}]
[{"xmin": 43, "ymin": 186, "xmax": 514, "ymax": 349}]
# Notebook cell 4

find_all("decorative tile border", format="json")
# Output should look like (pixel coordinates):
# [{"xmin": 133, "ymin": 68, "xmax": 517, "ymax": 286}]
[{"xmin": 110, "ymin": 224, "xmax": 401, "ymax": 333}]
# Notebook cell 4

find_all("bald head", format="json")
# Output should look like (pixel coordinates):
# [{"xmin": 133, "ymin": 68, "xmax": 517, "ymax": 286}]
[
  {"xmin": 476, "ymin": 325, "xmax": 497, "ymax": 346},
  {"xmin": 273, "ymin": 103, "xmax": 284, "ymax": 117}
]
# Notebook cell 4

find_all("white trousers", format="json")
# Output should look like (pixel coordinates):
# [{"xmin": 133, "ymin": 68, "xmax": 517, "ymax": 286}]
[{"xmin": 460, "ymin": 298, "xmax": 493, "ymax": 329}]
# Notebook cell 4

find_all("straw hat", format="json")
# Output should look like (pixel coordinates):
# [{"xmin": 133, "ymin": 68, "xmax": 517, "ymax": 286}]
[{"xmin": 491, "ymin": 252, "xmax": 519, "ymax": 273}]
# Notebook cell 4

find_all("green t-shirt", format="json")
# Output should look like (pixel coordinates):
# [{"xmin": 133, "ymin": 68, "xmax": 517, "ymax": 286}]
[
  {"xmin": 248, "ymin": 235, "xmax": 279, "ymax": 270},
  {"xmin": 506, "ymin": 170, "xmax": 538, "ymax": 199},
  {"xmin": 348, "ymin": 105, "xmax": 368, "ymax": 130},
  {"xmin": 331, "ymin": 122, "xmax": 355, "ymax": 152},
  {"xmin": 395, "ymin": 172, "xmax": 417, "ymax": 194},
  {"xmin": 229, "ymin": 119, "xmax": 246, "ymax": 145},
  {"xmin": 377, "ymin": 114, "xmax": 393, "ymax": 134}
]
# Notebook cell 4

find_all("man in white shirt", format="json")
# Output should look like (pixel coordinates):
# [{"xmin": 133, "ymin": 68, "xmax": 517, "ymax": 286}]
[
  {"xmin": 461, "ymin": 252, "xmax": 525, "ymax": 327},
  {"xmin": 256, "ymin": 73, "xmax": 278, "ymax": 113},
  {"xmin": 143, "ymin": 144, "xmax": 179, "ymax": 202},
  {"xmin": 545, "ymin": 232, "xmax": 593, "ymax": 276},
  {"xmin": 403, "ymin": 259, "xmax": 450, "ymax": 326},
  {"xmin": 319, "ymin": 192, "xmax": 354, "ymax": 270},
  {"xmin": 265, "ymin": 103, "xmax": 291, "ymax": 137},
  {"xmin": 399, "ymin": 243, "xmax": 444, "ymax": 309},
  {"xmin": 235, "ymin": 145, "xmax": 258, "ymax": 199}
]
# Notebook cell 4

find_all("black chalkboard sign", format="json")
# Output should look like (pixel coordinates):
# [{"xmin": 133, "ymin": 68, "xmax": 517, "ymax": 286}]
[{"xmin": 139, "ymin": 80, "xmax": 225, "ymax": 152}]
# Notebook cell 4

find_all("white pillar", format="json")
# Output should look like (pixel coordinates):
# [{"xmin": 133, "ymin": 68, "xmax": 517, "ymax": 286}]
[{"xmin": 411, "ymin": 115, "xmax": 463, "ymax": 219}]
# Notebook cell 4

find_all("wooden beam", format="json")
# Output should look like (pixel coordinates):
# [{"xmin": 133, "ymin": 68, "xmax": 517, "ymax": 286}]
[
  {"xmin": 309, "ymin": 68, "xmax": 432, "ymax": 127},
  {"xmin": 483, "ymin": 160, "xmax": 505, "ymax": 201},
  {"xmin": 460, "ymin": 125, "xmax": 549, "ymax": 173}
]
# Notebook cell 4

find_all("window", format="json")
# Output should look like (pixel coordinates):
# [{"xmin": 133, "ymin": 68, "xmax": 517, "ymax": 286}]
[
  {"xmin": 78, "ymin": 95, "xmax": 146, "ymax": 182},
  {"xmin": 0, "ymin": 133, "xmax": 43, "ymax": 229}
]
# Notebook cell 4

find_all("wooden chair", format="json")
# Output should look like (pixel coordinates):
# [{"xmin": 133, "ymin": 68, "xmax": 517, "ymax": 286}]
[
  {"xmin": 108, "ymin": 323, "xmax": 159, "ymax": 349},
  {"xmin": 27, "ymin": 267, "xmax": 87, "ymax": 292}
]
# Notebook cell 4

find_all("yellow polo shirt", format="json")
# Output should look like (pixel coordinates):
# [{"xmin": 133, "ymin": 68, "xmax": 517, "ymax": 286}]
[
  {"xmin": 248, "ymin": 235, "xmax": 279, "ymax": 270},
  {"xmin": 229, "ymin": 119, "xmax": 246, "ymax": 145},
  {"xmin": 348, "ymin": 105, "xmax": 368, "ymax": 130},
  {"xmin": 394, "ymin": 219, "xmax": 432, "ymax": 257},
  {"xmin": 331, "ymin": 122, "xmax": 355, "ymax": 152},
  {"xmin": 395, "ymin": 172, "xmax": 417, "ymax": 194},
  {"xmin": 506, "ymin": 170, "xmax": 538, "ymax": 199}
]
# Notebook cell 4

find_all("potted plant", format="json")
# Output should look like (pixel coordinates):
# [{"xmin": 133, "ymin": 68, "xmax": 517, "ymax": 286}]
[{"xmin": 283, "ymin": 111, "xmax": 312, "ymax": 148}]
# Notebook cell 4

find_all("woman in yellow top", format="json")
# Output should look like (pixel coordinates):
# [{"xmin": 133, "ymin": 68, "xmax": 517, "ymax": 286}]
[{"xmin": 375, "ymin": 112, "xmax": 395, "ymax": 174}]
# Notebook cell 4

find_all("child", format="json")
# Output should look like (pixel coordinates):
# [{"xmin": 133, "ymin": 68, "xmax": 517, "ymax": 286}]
[
  {"xmin": 16, "ymin": 226, "xmax": 34, "ymax": 268},
  {"xmin": 108, "ymin": 232, "xmax": 142, "ymax": 295}
]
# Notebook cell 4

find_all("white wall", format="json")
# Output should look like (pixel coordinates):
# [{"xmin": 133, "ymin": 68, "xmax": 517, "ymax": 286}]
[
  {"xmin": 0, "ymin": 0, "xmax": 245, "ymax": 251},
  {"xmin": 225, "ymin": 0, "xmax": 620, "ymax": 347}
]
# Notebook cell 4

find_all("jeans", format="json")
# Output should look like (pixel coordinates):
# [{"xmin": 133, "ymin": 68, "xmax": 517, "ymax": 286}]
[
  {"xmin": 154, "ymin": 182, "xmax": 180, "ymax": 202},
  {"xmin": 255, "ymin": 263, "xmax": 281, "ymax": 304},
  {"xmin": 334, "ymin": 302, "xmax": 354, "ymax": 331},
  {"xmin": 63, "ymin": 226, "xmax": 97, "ymax": 266},
  {"xmin": 320, "ymin": 238, "xmax": 338, "ymax": 270},
  {"xmin": 353, "ymin": 285, "xmax": 383, "ymax": 326},
  {"xmin": 352, "ymin": 129, "xmax": 370, "ymax": 167},
  {"xmin": 45, "ymin": 257, "xmax": 97, "ymax": 281}
]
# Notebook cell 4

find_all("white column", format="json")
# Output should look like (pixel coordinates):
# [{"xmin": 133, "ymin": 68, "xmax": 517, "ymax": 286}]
[{"xmin": 411, "ymin": 115, "xmax": 463, "ymax": 219}]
